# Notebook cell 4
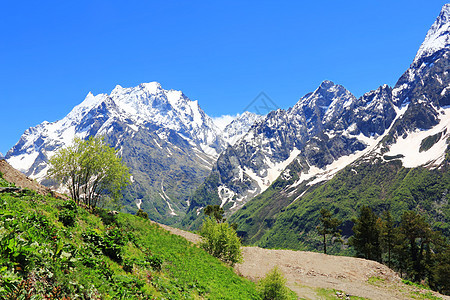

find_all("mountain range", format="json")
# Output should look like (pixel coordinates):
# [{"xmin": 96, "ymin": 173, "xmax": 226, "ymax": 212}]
[
  {"xmin": 5, "ymin": 82, "xmax": 259, "ymax": 223},
  {"xmin": 5, "ymin": 4, "xmax": 450, "ymax": 241},
  {"xmin": 181, "ymin": 4, "xmax": 450, "ymax": 244}
]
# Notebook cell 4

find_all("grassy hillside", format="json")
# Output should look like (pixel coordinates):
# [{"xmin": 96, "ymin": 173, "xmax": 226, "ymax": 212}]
[
  {"xmin": 0, "ymin": 174, "xmax": 259, "ymax": 299},
  {"xmin": 230, "ymin": 158, "xmax": 450, "ymax": 253}
]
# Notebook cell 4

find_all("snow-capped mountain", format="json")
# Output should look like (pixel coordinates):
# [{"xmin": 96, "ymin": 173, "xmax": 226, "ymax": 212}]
[
  {"xmin": 7, "ymin": 82, "xmax": 225, "ymax": 177},
  {"xmin": 186, "ymin": 81, "xmax": 383, "ymax": 215},
  {"xmin": 228, "ymin": 18, "xmax": 450, "ymax": 248},
  {"xmin": 414, "ymin": 3, "xmax": 450, "ymax": 64},
  {"xmin": 5, "ymin": 82, "xmax": 259, "ymax": 223},
  {"xmin": 184, "ymin": 4, "xmax": 450, "ymax": 224}
]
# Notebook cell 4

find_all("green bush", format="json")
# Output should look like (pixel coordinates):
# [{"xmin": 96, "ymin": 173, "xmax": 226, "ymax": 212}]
[
  {"xmin": 103, "ymin": 228, "xmax": 126, "ymax": 263},
  {"xmin": 82, "ymin": 228, "xmax": 125, "ymax": 263},
  {"xmin": 147, "ymin": 255, "xmax": 163, "ymax": 272},
  {"xmin": 199, "ymin": 217, "xmax": 242, "ymax": 265},
  {"xmin": 257, "ymin": 266, "xmax": 292, "ymax": 300},
  {"xmin": 58, "ymin": 200, "xmax": 78, "ymax": 227},
  {"xmin": 62, "ymin": 200, "xmax": 77, "ymax": 211},
  {"xmin": 136, "ymin": 209, "xmax": 148, "ymax": 219},
  {"xmin": 96, "ymin": 209, "xmax": 118, "ymax": 226},
  {"xmin": 59, "ymin": 210, "xmax": 76, "ymax": 227}
]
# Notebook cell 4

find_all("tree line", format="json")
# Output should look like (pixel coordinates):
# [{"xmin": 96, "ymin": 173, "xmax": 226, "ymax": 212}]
[{"xmin": 318, "ymin": 206, "xmax": 450, "ymax": 295}]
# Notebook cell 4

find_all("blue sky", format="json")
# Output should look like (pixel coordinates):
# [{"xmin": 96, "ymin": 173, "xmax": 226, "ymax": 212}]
[{"xmin": 0, "ymin": 0, "xmax": 448, "ymax": 154}]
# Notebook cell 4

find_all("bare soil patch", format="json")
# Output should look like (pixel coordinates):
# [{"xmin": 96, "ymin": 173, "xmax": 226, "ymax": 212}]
[{"xmin": 0, "ymin": 159, "xmax": 52, "ymax": 195}]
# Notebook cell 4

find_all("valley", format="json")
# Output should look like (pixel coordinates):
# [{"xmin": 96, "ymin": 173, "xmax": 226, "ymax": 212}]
[{"xmin": 2, "ymin": 2, "xmax": 450, "ymax": 299}]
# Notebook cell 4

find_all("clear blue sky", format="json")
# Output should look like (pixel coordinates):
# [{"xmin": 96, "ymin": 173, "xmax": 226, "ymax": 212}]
[{"xmin": 1, "ymin": 0, "xmax": 448, "ymax": 154}]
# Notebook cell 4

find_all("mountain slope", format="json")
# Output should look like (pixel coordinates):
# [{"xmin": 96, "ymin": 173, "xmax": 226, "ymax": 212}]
[
  {"xmin": 221, "ymin": 112, "xmax": 263, "ymax": 145},
  {"xmin": 227, "ymin": 4, "xmax": 450, "ymax": 249},
  {"xmin": 0, "ymin": 172, "xmax": 260, "ymax": 299},
  {"xmin": 6, "ymin": 83, "xmax": 262, "ymax": 224},
  {"xmin": 184, "ymin": 4, "xmax": 450, "ymax": 236},
  {"xmin": 184, "ymin": 79, "xmax": 402, "ymax": 228}
]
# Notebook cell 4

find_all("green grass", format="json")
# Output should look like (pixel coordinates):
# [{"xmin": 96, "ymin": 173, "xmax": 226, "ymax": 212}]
[
  {"xmin": 368, "ymin": 276, "xmax": 386, "ymax": 286},
  {"xmin": 400, "ymin": 279, "xmax": 443, "ymax": 300},
  {"xmin": 0, "ymin": 189, "xmax": 260, "ymax": 299},
  {"xmin": 314, "ymin": 287, "xmax": 367, "ymax": 299},
  {"xmin": 410, "ymin": 291, "xmax": 442, "ymax": 300},
  {"xmin": 402, "ymin": 279, "xmax": 431, "ymax": 290}
]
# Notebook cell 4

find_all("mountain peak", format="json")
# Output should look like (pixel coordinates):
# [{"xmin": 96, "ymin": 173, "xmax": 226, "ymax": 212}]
[
  {"xmin": 318, "ymin": 80, "xmax": 335, "ymax": 90},
  {"xmin": 139, "ymin": 81, "xmax": 162, "ymax": 92},
  {"xmin": 414, "ymin": 4, "xmax": 450, "ymax": 63}
]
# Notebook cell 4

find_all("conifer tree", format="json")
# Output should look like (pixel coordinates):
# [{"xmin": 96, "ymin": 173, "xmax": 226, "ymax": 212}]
[
  {"xmin": 349, "ymin": 206, "xmax": 381, "ymax": 262},
  {"xmin": 396, "ymin": 211, "xmax": 433, "ymax": 282},
  {"xmin": 380, "ymin": 210, "xmax": 395, "ymax": 267},
  {"xmin": 204, "ymin": 205, "xmax": 225, "ymax": 223},
  {"xmin": 317, "ymin": 207, "xmax": 341, "ymax": 254}
]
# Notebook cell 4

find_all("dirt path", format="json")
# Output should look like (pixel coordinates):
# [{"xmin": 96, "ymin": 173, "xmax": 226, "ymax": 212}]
[
  {"xmin": 155, "ymin": 222, "xmax": 202, "ymax": 244},
  {"xmin": 160, "ymin": 224, "xmax": 449, "ymax": 300}
]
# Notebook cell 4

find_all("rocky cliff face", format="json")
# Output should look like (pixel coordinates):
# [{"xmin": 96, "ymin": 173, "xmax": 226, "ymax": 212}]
[{"xmin": 185, "ymin": 80, "xmax": 402, "ymax": 218}]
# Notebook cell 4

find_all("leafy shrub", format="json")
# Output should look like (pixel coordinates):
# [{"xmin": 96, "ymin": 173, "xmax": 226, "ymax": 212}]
[
  {"xmin": 96, "ymin": 208, "xmax": 118, "ymax": 226},
  {"xmin": 59, "ymin": 210, "xmax": 76, "ymax": 227},
  {"xmin": 199, "ymin": 217, "xmax": 242, "ymax": 265},
  {"xmin": 257, "ymin": 266, "xmax": 292, "ymax": 300},
  {"xmin": 82, "ymin": 228, "xmax": 126, "ymax": 263},
  {"xmin": 62, "ymin": 200, "xmax": 77, "ymax": 211},
  {"xmin": 79, "ymin": 246, "xmax": 101, "ymax": 267},
  {"xmin": 147, "ymin": 255, "xmax": 163, "ymax": 272},
  {"xmin": 122, "ymin": 258, "xmax": 134, "ymax": 273},
  {"xmin": 103, "ymin": 228, "xmax": 126, "ymax": 263},
  {"xmin": 136, "ymin": 209, "xmax": 148, "ymax": 219},
  {"xmin": 82, "ymin": 230, "xmax": 104, "ymax": 249}
]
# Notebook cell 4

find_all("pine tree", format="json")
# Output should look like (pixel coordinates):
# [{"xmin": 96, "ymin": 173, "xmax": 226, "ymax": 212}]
[
  {"xmin": 432, "ymin": 241, "xmax": 450, "ymax": 295},
  {"xmin": 317, "ymin": 208, "xmax": 341, "ymax": 254},
  {"xmin": 204, "ymin": 205, "xmax": 225, "ymax": 223},
  {"xmin": 397, "ymin": 211, "xmax": 433, "ymax": 282},
  {"xmin": 380, "ymin": 210, "xmax": 395, "ymax": 267},
  {"xmin": 349, "ymin": 206, "xmax": 381, "ymax": 262}
]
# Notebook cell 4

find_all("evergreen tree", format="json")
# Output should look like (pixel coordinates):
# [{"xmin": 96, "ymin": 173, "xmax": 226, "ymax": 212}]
[
  {"xmin": 396, "ymin": 211, "xmax": 433, "ymax": 282},
  {"xmin": 204, "ymin": 205, "xmax": 225, "ymax": 223},
  {"xmin": 349, "ymin": 206, "xmax": 381, "ymax": 262},
  {"xmin": 317, "ymin": 208, "xmax": 341, "ymax": 254},
  {"xmin": 432, "ymin": 242, "xmax": 450, "ymax": 295},
  {"xmin": 136, "ymin": 209, "xmax": 149, "ymax": 219},
  {"xmin": 380, "ymin": 210, "xmax": 395, "ymax": 267}
]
